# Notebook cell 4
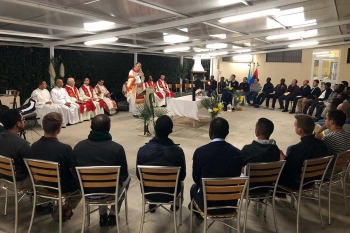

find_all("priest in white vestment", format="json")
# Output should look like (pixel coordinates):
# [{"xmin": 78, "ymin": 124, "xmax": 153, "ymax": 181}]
[
  {"xmin": 31, "ymin": 81, "xmax": 66, "ymax": 126},
  {"xmin": 145, "ymin": 76, "xmax": 166, "ymax": 107},
  {"xmin": 156, "ymin": 75, "xmax": 174, "ymax": 105},
  {"xmin": 79, "ymin": 78, "xmax": 104, "ymax": 117},
  {"xmin": 51, "ymin": 79, "xmax": 80, "ymax": 125},
  {"xmin": 127, "ymin": 62, "xmax": 145, "ymax": 117},
  {"xmin": 94, "ymin": 79, "xmax": 117, "ymax": 115}
]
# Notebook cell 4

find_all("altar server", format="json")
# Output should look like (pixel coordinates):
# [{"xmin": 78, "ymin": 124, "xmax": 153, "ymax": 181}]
[
  {"xmin": 80, "ymin": 77, "xmax": 104, "ymax": 116},
  {"xmin": 95, "ymin": 79, "xmax": 118, "ymax": 115},
  {"xmin": 145, "ymin": 76, "xmax": 166, "ymax": 107},
  {"xmin": 157, "ymin": 75, "xmax": 174, "ymax": 104}
]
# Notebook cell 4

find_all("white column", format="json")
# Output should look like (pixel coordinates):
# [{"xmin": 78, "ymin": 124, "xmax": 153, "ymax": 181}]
[
  {"xmin": 49, "ymin": 46, "xmax": 55, "ymax": 88},
  {"xmin": 210, "ymin": 58, "xmax": 213, "ymax": 78},
  {"xmin": 134, "ymin": 52, "xmax": 138, "ymax": 64},
  {"xmin": 180, "ymin": 56, "xmax": 183, "ymax": 95}
]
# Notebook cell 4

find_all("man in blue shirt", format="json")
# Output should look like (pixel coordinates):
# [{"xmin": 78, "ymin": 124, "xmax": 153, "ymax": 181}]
[{"xmin": 254, "ymin": 77, "xmax": 274, "ymax": 108}]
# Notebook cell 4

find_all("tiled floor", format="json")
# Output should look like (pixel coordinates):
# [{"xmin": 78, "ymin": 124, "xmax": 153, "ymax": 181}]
[{"xmin": 0, "ymin": 106, "xmax": 349, "ymax": 233}]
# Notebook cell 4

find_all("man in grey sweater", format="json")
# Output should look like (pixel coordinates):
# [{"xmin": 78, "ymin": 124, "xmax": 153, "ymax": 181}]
[{"xmin": 245, "ymin": 79, "xmax": 261, "ymax": 106}]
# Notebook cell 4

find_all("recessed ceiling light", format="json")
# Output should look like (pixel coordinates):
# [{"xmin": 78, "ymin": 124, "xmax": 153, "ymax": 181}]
[
  {"xmin": 110, "ymin": 14, "xmax": 115, "ymax": 17},
  {"xmin": 84, "ymin": 21, "xmax": 115, "ymax": 31},
  {"xmin": 179, "ymin": 28, "xmax": 188, "ymax": 33},
  {"xmin": 219, "ymin": 8, "xmax": 280, "ymax": 23},
  {"xmin": 209, "ymin": 34, "xmax": 227, "ymax": 39},
  {"xmin": 288, "ymin": 41, "xmax": 319, "ymax": 48},
  {"xmin": 235, "ymin": 49, "xmax": 251, "ymax": 53},
  {"xmin": 232, "ymin": 45, "xmax": 242, "ymax": 49},
  {"xmin": 194, "ymin": 48, "xmax": 210, "ymax": 52},
  {"xmin": 206, "ymin": 43, "xmax": 227, "ymax": 49},
  {"xmin": 218, "ymin": 0, "xmax": 243, "ymax": 6},
  {"xmin": 244, "ymin": 43, "xmax": 251, "ymax": 46},
  {"xmin": 164, "ymin": 47, "xmax": 191, "ymax": 53},
  {"xmin": 163, "ymin": 34, "xmax": 189, "ymax": 43},
  {"xmin": 84, "ymin": 37, "xmax": 118, "ymax": 45}
]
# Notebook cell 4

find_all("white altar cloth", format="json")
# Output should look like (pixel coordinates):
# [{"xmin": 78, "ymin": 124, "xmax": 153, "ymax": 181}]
[{"xmin": 167, "ymin": 95, "xmax": 207, "ymax": 120}]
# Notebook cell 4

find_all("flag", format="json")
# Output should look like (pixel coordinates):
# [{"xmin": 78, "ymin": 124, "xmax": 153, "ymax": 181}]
[
  {"xmin": 249, "ymin": 68, "xmax": 258, "ymax": 85},
  {"xmin": 247, "ymin": 66, "xmax": 251, "ymax": 84}
]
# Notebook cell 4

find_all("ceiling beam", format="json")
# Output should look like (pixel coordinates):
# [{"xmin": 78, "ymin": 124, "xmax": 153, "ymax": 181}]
[
  {"xmin": 0, "ymin": 29, "xmax": 64, "ymax": 39},
  {"xmin": 43, "ymin": 0, "xmax": 309, "ymax": 47},
  {"xmin": 0, "ymin": 36, "xmax": 42, "ymax": 44},
  {"xmin": 135, "ymin": 18, "xmax": 350, "ymax": 52}
]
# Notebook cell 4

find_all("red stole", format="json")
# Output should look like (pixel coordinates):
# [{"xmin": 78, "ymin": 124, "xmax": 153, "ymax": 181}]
[
  {"xmin": 146, "ymin": 81, "xmax": 164, "ymax": 99},
  {"xmin": 81, "ymin": 85, "xmax": 104, "ymax": 109},
  {"xmin": 157, "ymin": 80, "xmax": 174, "ymax": 98}
]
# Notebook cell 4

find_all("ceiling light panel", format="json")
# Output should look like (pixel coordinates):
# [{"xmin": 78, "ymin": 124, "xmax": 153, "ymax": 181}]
[
  {"xmin": 84, "ymin": 37, "xmax": 118, "ymax": 45},
  {"xmin": 266, "ymin": 29, "xmax": 318, "ymax": 40},
  {"xmin": 163, "ymin": 34, "xmax": 189, "ymax": 43},
  {"xmin": 206, "ymin": 43, "xmax": 228, "ymax": 49},
  {"xmin": 288, "ymin": 41, "xmax": 319, "ymax": 48},
  {"xmin": 218, "ymin": 0, "xmax": 243, "ymax": 6},
  {"xmin": 84, "ymin": 21, "xmax": 115, "ymax": 32},
  {"xmin": 219, "ymin": 8, "xmax": 280, "ymax": 23},
  {"xmin": 209, "ymin": 34, "xmax": 227, "ymax": 39},
  {"xmin": 164, "ymin": 47, "xmax": 191, "ymax": 53}
]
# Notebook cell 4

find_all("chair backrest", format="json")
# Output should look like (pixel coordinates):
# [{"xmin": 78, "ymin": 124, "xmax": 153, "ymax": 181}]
[
  {"xmin": 331, "ymin": 150, "xmax": 350, "ymax": 177},
  {"xmin": 168, "ymin": 84, "xmax": 172, "ymax": 89},
  {"xmin": 202, "ymin": 177, "xmax": 248, "ymax": 213},
  {"xmin": 300, "ymin": 156, "xmax": 333, "ymax": 186},
  {"xmin": 175, "ymin": 84, "xmax": 182, "ymax": 89},
  {"xmin": 75, "ymin": 166, "xmax": 120, "ymax": 197},
  {"xmin": 0, "ymin": 155, "xmax": 16, "ymax": 183},
  {"xmin": 247, "ymin": 161, "xmax": 286, "ymax": 193},
  {"xmin": 24, "ymin": 159, "xmax": 60, "ymax": 192},
  {"xmin": 185, "ymin": 84, "xmax": 192, "ymax": 88},
  {"xmin": 138, "ymin": 166, "xmax": 180, "ymax": 198}
]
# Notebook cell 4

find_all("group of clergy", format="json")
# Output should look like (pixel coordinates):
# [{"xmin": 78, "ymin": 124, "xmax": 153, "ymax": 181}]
[
  {"xmin": 31, "ymin": 78, "xmax": 118, "ymax": 127},
  {"xmin": 125, "ymin": 62, "xmax": 174, "ymax": 117}
]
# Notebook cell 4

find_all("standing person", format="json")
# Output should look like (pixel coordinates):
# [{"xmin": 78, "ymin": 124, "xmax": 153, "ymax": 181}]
[
  {"xmin": 51, "ymin": 79, "xmax": 80, "ymax": 125},
  {"xmin": 190, "ymin": 117, "xmax": 243, "ymax": 218},
  {"xmin": 157, "ymin": 74, "xmax": 175, "ymax": 103},
  {"xmin": 79, "ymin": 77, "xmax": 104, "ymax": 116},
  {"xmin": 245, "ymin": 78, "xmax": 261, "ymax": 106},
  {"xmin": 288, "ymin": 80, "xmax": 311, "ymax": 114},
  {"xmin": 95, "ymin": 79, "xmax": 118, "ymax": 115},
  {"xmin": 254, "ymin": 77, "xmax": 274, "ymax": 108},
  {"xmin": 267, "ymin": 78, "xmax": 287, "ymax": 110},
  {"xmin": 193, "ymin": 75, "xmax": 204, "ymax": 92},
  {"xmin": 31, "ymin": 80, "xmax": 66, "ymax": 126},
  {"xmin": 145, "ymin": 76, "xmax": 166, "ymax": 107},
  {"xmin": 295, "ymin": 79, "xmax": 321, "ymax": 114},
  {"xmin": 218, "ymin": 77, "xmax": 226, "ymax": 94},
  {"xmin": 278, "ymin": 79, "xmax": 299, "ymax": 112},
  {"xmin": 72, "ymin": 114, "xmax": 130, "ymax": 227},
  {"xmin": 29, "ymin": 113, "xmax": 81, "ymax": 222},
  {"xmin": 229, "ymin": 74, "xmax": 239, "ymax": 90},
  {"xmin": 304, "ymin": 82, "xmax": 332, "ymax": 115},
  {"xmin": 238, "ymin": 77, "xmax": 249, "ymax": 106},
  {"xmin": 127, "ymin": 62, "xmax": 145, "ymax": 117},
  {"xmin": 208, "ymin": 75, "xmax": 217, "ymax": 96}
]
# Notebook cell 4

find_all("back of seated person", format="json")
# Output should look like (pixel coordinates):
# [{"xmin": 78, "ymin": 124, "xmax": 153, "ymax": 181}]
[
  {"xmin": 30, "ymin": 112, "xmax": 81, "ymax": 221},
  {"xmin": 0, "ymin": 109, "xmax": 31, "ymax": 188},
  {"xmin": 136, "ymin": 115, "xmax": 186, "ymax": 212},
  {"xmin": 0, "ymin": 105, "xmax": 10, "ymax": 133},
  {"xmin": 190, "ymin": 117, "xmax": 243, "ymax": 217},
  {"xmin": 279, "ymin": 115, "xmax": 328, "ymax": 189}
]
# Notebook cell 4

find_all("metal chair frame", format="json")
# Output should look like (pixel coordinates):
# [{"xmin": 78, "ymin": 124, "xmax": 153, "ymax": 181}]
[
  {"xmin": 75, "ymin": 166, "xmax": 129, "ymax": 233},
  {"xmin": 244, "ymin": 161, "xmax": 286, "ymax": 233},
  {"xmin": 189, "ymin": 177, "xmax": 249, "ymax": 233},
  {"xmin": 277, "ymin": 156, "xmax": 333, "ymax": 233},
  {"xmin": 0, "ymin": 155, "xmax": 32, "ymax": 233},
  {"xmin": 137, "ymin": 166, "xmax": 182, "ymax": 233}
]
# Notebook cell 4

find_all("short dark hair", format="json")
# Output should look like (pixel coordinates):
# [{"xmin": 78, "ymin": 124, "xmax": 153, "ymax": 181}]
[
  {"xmin": 325, "ymin": 82, "xmax": 331, "ymax": 87},
  {"xmin": 154, "ymin": 115, "xmax": 173, "ymax": 138},
  {"xmin": 0, "ymin": 109, "xmax": 22, "ymax": 130},
  {"xmin": 98, "ymin": 79, "xmax": 104, "ymax": 82},
  {"xmin": 91, "ymin": 114, "xmax": 111, "ymax": 132},
  {"xmin": 42, "ymin": 112, "xmax": 62, "ymax": 134},
  {"xmin": 255, "ymin": 78, "xmax": 259, "ymax": 82},
  {"xmin": 294, "ymin": 79, "xmax": 298, "ymax": 84},
  {"xmin": 342, "ymin": 81, "xmax": 349, "ymax": 87},
  {"xmin": 337, "ymin": 84, "xmax": 345, "ymax": 93},
  {"xmin": 256, "ymin": 118, "xmax": 274, "ymax": 139},
  {"xmin": 294, "ymin": 115, "xmax": 315, "ymax": 135},
  {"xmin": 313, "ymin": 79, "xmax": 319, "ymax": 84},
  {"xmin": 38, "ymin": 80, "xmax": 46, "ymax": 86},
  {"xmin": 267, "ymin": 77, "xmax": 271, "ymax": 82},
  {"xmin": 210, "ymin": 117, "xmax": 229, "ymax": 139},
  {"xmin": 328, "ymin": 110, "xmax": 346, "ymax": 127}
]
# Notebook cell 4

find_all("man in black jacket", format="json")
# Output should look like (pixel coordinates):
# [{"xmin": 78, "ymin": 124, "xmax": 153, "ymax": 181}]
[
  {"xmin": 208, "ymin": 75, "xmax": 218, "ymax": 96},
  {"xmin": 190, "ymin": 117, "xmax": 243, "ymax": 218},
  {"xmin": 242, "ymin": 118, "xmax": 280, "ymax": 165},
  {"xmin": 303, "ymin": 82, "xmax": 332, "ymax": 115},
  {"xmin": 279, "ymin": 79, "xmax": 299, "ymax": 112},
  {"xmin": 279, "ymin": 115, "xmax": 328, "ymax": 189},
  {"xmin": 266, "ymin": 78, "xmax": 287, "ymax": 110},
  {"xmin": 289, "ymin": 80, "xmax": 311, "ymax": 114},
  {"xmin": 238, "ymin": 77, "xmax": 250, "ymax": 106},
  {"xmin": 136, "ymin": 115, "xmax": 186, "ymax": 213},
  {"xmin": 254, "ymin": 77, "xmax": 274, "ymax": 108},
  {"xmin": 72, "ymin": 114, "xmax": 130, "ymax": 227},
  {"xmin": 294, "ymin": 79, "xmax": 321, "ymax": 114},
  {"xmin": 229, "ymin": 74, "xmax": 239, "ymax": 90}
]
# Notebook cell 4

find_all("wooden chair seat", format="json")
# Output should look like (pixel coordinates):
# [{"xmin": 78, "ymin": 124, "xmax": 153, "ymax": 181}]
[
  {"xmin": 248, "ymin": 189, "xmax": 271, "ymax": 198},
  {"xmin": 85, "ymin": 197, "xmax": 116, "ymax": 205},
  {"xmin": 193, "ymin": 200, "xmax": 238, "ymax": 218},
  {"xmin": 36, "ymin": 189, "xmax": 72, "ymax": 198}
]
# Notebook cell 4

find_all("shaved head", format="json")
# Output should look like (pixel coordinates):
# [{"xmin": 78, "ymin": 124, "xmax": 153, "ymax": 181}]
[
  {"xmin": 91, "ymin": 114, "xmax": 111, "ymax": 132},
  {"xmin": 56, "ymin": 78, "xmax": 63, "ymax": 88},
  {"xmin": 67, "ymin": 77, "xmax": 75, "ymax": 86}
]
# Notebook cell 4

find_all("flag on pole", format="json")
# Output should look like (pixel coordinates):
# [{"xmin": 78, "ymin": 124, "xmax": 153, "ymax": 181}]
[
  {"xmin": 249, "ymin": 68, "xmax": 258, "ymax": 85},
  {"xmin": 247, "ymin": 66, "xmax": 251, "ymax": 84}
]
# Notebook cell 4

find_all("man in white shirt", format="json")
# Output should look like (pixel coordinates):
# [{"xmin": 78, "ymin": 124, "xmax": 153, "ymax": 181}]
[
  {"xmin": 51, "ymin": 79, "xmax": 80, "ymax": 125},
  {"xmin": 156, "ymin": 75, "xmax": 174, "ymax": 106},
  {"xmin": 31, "ymin": 80, "xmax": 65, "ymax": 126},
  {"xmin": 95, "ymin": 79, "xmax": 118, "ymax": 115},
  {"xmin": 79, "ymin": 77, "xmax": 104, "ymax": 117}
]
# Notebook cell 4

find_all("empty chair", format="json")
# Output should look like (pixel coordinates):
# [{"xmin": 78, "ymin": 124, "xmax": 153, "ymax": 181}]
[
  {"xmin": 175, "ymin": 84, "xmax": 182, "ymax": 96},
  {"xmin": 138, "ymin": 166, "xmax": 182, "ymax": 233},
  {"xmin": 75, "ymin": 166, "xmax": 128, "ymax": 233},
  {"xmin": 189, "ymin": 177, "xmax": 248, "ymax": 233},
  {"xmin": 278, "ymin": 156, "xmax": 333, "ymax": 233}
]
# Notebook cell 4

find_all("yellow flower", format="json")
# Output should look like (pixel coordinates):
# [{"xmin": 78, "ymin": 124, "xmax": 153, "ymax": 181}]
[
  {"xmin": 218, "ymin": 103, "xmax": 223, "ymax": 110},
  {"xmin": 229, "ymin": 87, "xmax": 233, "ymax": 91},
  {"xmin": 213, "ymin": 108, "xmax": 219, "ymax": 113}
]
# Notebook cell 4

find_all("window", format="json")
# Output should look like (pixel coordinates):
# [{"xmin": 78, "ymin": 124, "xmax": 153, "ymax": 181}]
[{"xmin": 266, "ymin": 50, "xmax": 302, "ymax": 63}]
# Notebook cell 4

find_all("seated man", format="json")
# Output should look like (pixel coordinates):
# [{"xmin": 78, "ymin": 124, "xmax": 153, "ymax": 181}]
[
  {"xmin": 136, "ymin": 115, "xmax": 186, "ymax": 212},
  {"xmin": 304, "ymin": 82, "xmax": 332, "ymax": 115},
  {"xmin": 238, "ymin": 77, "xmax": 249, "ymax": 106},
  {"xmin": 266, "ymin": 78, "xmax": 287, "ymax": 110},
  {"xmin": 246, "ymin": 78, "xmax": 261, "ymax": 106},
  {"xmin": 72, "ymin": 114, "xmax": 130, "ymax": 227},
  {"xmin": 242, "ymin": 118, "xmax": 280, "ymax": 165},
  {"xmin": 314, "ymin": 84, "xmax": 345, "ymax": 119},
  {"xmin": 295, "ymin": 80, "xmax": 321, "ymax": 114},
  {"xmin": 278, "ymin": 79, "xmax": 299, "ymax": 112},
  {"xmin": 279, "ymin": 115, "xmax": 328, "ymax": 189},
  {"xmin": 95, "ymin": 79, "xmax": 118, "ymax": 115},
  {"xmin": 190, "ymin": 117, "xmax": 243, "ymax": 217},
  {"xmin": 29, "ymin": 112, "xmax": 81, "ymax": 222},
  {"xmin": 157, "ymin": 75, "xmax": 174, "ymax": 103},
  {"xmin": 51, "ymin": 79, "xmax": 80, "ymax": 125},
  {"xmin": 208, "ymin": 75, "xmax": 218, "ymax": 97},
  {"xmin": 31, "ymin": 80, "xmax": 66, "ymax": 127},
  {"xmin": 79, "ymin": 77, "xmax": 104, "ymax": 117},
  {"xmin": 289, "ymin": 80, "xmax": 311, "ymax": 114},
  {"xmin": 65, "ymin": 77, "xmax": 94, "ymax": 121},
  {"xmin": 0, "ymin": 110, "xmax": 31, "ymax": 188},
  {"xmin": 145, "ymin": 76, "xmax": 166, "ymax": 107},
  {"xmin": 254, "ymin": 77, "xmax": 274, "ymax": 108}
]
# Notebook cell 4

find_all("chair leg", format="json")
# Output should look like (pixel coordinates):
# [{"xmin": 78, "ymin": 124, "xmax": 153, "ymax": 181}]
[
  {"xmin": 81, "ymin": 202, "xmax": 86, "ymax": 233},
  {"xmin": 28, "ymin": 194, "xmax": 36, "ymax": 233},
  {"xmin": 237, "ymin": 208, "xmax": 241, "ymax": 233},
  {"xmin": 243, "ymin": 199, "xmax": 248, "ymax": 233},
  {"xmin": 190, "ymin": 201, "xmax": 193, "ymax": 233},
  {"xmin": 264, "ymin": 199, "xmax": 267, "ymax": 218},
  {"xmin": 87, "ymin": 205, "xmax": 90, "ymax": 226},
  {"xmin": 318, "ymin": 187, "xmax": 325, "ymax": 229},
  {"xmin": 328, "ymin": 182, "xmax": 332, "ymax": 225},
  {"xmin": 4, "ymin": 189, "xmax": 8, "ymax": 216},
  {"xmin": 256, "ymin": 201, "xmax": 259, "ymax": 216},
  {"xmin": 203, "ymin": 216, "xmax": 207, "ymax": 233},
  {"xmin": 116, "ymin": 203, "xmax": 120, "ymax": 233},
  {"xmin": 14, "ymin": 192, "xmax": 18, "ymax": 233},
  {"xmin": 179, "ymin": 193, "xmax": 183, "ymax": 225},
  {"xmin": 125, "ymin": 189, "xmax": 129, "ymax": 224},
  {"xmin": 296, "ymin": 193, "xmax": 302, "ymax": 233},
  {"xmin": 272, "ymin": 195, "xmax": 279, "ymax": 233},
  {"xmin": 139, "ymin": 200, "xmax": 145, "ymax": 233},
  {"xmin": 343, "ymin": 175, "xmax": 348, "ymax": 216},
  {"xmin": 59, "ymin": 201, "xmax": 62, "ymax": 233},
  {"xmin": 173, "ymin": 201, "xmax": 178, "ymax": 233}
]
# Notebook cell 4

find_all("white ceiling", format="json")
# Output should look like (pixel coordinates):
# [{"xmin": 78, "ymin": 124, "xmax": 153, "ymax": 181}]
[{"xmin": 0, "ymin": 0, "xmax": 349, "ymax": 57}]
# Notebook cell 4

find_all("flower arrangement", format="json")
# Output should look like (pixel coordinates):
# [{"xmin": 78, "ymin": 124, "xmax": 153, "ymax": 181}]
[{"xmin": 200, "ymin": 95, "xmax": 223, "ymax": 120}]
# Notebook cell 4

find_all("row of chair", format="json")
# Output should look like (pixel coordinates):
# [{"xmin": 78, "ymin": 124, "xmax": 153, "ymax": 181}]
[{"xmin": 0, "ymin": 151, "xmax": 349, "ymax": 233}]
